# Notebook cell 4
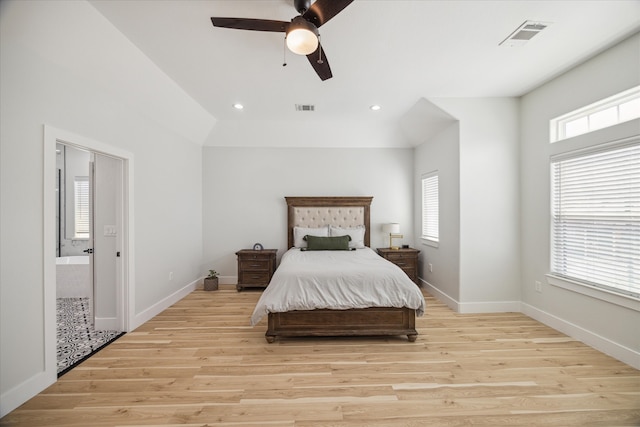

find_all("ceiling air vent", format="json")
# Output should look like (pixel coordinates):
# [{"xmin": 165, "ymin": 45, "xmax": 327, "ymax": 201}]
[
  {"xmin": 500, "ymin": 20, "xmax": 551, "ymax": 47},
  {"xmin": 295, "ymin": 104, "xmax": 315, "ymax": 112}
]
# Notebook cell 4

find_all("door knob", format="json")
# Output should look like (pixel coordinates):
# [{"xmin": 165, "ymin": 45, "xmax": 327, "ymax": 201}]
[{"xmin": 83, "ymin": 248, "xmax": 94, "ymax": 254}]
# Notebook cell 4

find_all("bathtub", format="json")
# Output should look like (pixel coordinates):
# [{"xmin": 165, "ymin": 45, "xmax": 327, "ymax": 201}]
[
  {"xmin": 56, "ymin": 256, "xmax": 89, "ymax": 265},
  {"xmin": 56, "ymin": 256, "xmax": 91, "ymax": 298}
]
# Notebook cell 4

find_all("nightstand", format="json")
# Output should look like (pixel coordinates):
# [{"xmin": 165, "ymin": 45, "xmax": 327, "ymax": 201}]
[
  {"xmin": 235, "ymin": 249, "xmax": 277, "ymax": 292},
  {"xmin": 377, "ymin": 247, "xmax": 420, "ymax": 286}
]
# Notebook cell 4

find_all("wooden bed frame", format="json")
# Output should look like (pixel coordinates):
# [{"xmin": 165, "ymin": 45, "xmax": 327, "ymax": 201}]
[{"xmin": 265, "ymin": 196, "xmax": 418, "ymax": 343}]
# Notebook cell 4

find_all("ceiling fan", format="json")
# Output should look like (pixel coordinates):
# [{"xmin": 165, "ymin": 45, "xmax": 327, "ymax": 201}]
[{"xmin": 211, "ymin": 0, "xmax": 354, "ymax": 81}]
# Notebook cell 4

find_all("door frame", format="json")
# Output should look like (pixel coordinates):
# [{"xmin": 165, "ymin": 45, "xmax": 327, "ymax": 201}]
[{"xmin": 43, "ymin": 125, "xmax": 134, "ymax": 380}]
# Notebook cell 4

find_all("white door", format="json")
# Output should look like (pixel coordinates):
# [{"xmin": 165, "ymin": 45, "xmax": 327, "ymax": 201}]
[{"xmin": 92, "ymin": 153, "xmax": 124, "ymax": 332}]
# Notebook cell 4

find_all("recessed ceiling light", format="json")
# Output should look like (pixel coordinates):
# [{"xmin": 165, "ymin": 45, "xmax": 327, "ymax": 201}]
[
  {"xmin": 370, "ymin": 105, "xmax": 381, "ymax": 111},
  {"xmin": 233, "ymin": 103, "xmax": 244, "ymax": 110}
]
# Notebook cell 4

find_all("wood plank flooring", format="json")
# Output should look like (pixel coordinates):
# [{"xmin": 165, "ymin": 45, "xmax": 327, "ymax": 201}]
[{"xmin": 2, "ymin": 286, "xmax": 639, "ymax": 426}]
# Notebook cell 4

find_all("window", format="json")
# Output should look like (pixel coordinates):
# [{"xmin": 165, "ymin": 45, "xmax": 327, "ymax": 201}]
[
  {"xmin": 550, "ymin": 86, "xmax": 640, "ymax": 143},
  {"xmin": 74, "ymin": 176, "xmax": 90, "ymax": 239},
  {"xmin": 550, "ymin": 141, "xmax": 640, "ymax": 299},
  {"xmin": 421, "ymin": 172, "xmax": 439, "ymax": 244}
]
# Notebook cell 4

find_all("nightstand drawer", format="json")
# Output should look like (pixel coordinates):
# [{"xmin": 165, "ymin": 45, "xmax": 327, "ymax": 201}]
[
  {"xmin": 239, "ymin": 271, "xmax": 271, "ymax": 285},
  {"xmin": 239, "ymin": 259, "xmax": 270, "ymax": 271},
  {"xmin": 383, "ymin": 254, "xmax": 416, "ymax": 267}
]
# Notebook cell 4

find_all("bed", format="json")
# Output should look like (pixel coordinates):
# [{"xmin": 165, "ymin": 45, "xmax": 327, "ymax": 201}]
[{"xmin": 251, "ymin": 196, "xmax": 425, "ymax": 343}]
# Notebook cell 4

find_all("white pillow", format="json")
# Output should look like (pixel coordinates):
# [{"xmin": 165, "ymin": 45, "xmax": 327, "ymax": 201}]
[
  {"xmin": 293, "ymin": 226, "xmax": 329, "ymax": 248},
  {"xmin": 330, "ymin": 225, "xmax": 366, "ymax": 249}
]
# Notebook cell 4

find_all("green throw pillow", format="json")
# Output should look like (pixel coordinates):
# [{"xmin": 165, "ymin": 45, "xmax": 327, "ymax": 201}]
[{"xmin": 304, "ymin": 235, "xmax": 351, "ymax": 251}]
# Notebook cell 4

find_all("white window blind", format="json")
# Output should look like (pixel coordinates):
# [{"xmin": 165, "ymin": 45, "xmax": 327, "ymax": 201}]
[
  {"xmin": 74, "ymin": 176, "xmax": 90, "ymax": 239},
  {"xmin": 422, "ymin": 172, "xmax": 439, "ymax": 242},
  {"xmin": 550, "ymin": 141, "xmax": 640, "ymax": 298}
]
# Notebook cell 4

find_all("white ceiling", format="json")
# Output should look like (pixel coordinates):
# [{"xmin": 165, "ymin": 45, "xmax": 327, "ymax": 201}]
[{"xmin": 89, "ymin": 0, "xmax": 640, "ymax": 143}]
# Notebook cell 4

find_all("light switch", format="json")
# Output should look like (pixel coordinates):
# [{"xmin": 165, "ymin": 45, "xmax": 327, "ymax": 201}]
[{"xmin": 104, "ymin": 225, "xmax": 117, "ymax": 237}]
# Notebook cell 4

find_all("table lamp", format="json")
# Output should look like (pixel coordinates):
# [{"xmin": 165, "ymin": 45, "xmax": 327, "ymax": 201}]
[{"xmin": 382, "ymin": 223, "xmax": 403, "ymax": 250}]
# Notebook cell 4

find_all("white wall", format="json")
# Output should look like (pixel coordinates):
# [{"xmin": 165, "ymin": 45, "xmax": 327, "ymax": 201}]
[
  {"xmin": 414, "ymin": 123, "xmax": 461, "ymax": 302},
  {"xmin": 206, "ymin": 119, "xmax": 407, "ymax": 149},
  {"xmin": 202, "ymin": 147, "xmax": 414, "ymax": 279},
  {"xmin": 520, "ymin": 32, "xmax": 640, "ymax": 366},
  {"xmin": 0, "ymin": 0, "xmax": 214, "ymax": 416},
  {"xmin": 415, "ymin": 98, "xmax": 521, "ymax": 312}
]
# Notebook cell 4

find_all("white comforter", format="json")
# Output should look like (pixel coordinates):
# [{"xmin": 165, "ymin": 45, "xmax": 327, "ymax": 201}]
[{"xmin": 250, "ymin": 247, "xmax": 426, "ymax": 325}]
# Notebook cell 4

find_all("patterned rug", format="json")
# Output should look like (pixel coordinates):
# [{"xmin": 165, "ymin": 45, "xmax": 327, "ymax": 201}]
[{"xmin": 57, "ymin": 297, "xmax": 124, "ymax": 376}]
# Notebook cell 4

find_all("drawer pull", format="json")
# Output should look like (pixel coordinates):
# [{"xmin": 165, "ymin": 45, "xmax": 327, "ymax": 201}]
[{"xmin": 249, "ymin": 263, "xmax": 262, "ymax": 267}]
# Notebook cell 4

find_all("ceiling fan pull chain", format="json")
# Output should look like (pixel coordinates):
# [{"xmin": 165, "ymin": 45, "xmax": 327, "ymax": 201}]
[
  {"xmin": 282, "ymin": 37, "xmax": 287, "ymax": 67},
  {"xmin": 317, "ymin": 35, "xmax": 323, "ymax": 64}
]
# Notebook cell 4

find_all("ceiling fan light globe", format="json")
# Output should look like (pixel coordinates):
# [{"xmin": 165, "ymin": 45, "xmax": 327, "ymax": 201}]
[{"xmin": 286, "ymin": 28, "xmax": 318, "ymax": 55}]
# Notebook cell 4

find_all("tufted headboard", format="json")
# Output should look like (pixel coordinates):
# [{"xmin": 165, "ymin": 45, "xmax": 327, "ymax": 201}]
[{"xmin": 285, "ymin": 196, "xmax": 373, "ymax": 248}]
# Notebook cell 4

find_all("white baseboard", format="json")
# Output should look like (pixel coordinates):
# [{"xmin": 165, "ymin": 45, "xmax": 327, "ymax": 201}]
[
  {"xmin": 194, "ymin": 275, "xmax": 236, "ymax": 289},
  {"xmin": 521, "ymin": 302, "xmax": 640, "ymax": 370},
  {"xmin": 420, "ymin": 279, "xmax": 521, "ymax": 313},
  {"xmin": 132, "ymin": 278, "xmax": 198, "ymax": 329},
  {"xmin": 94, "ymin": 317, "xmax": 118, "ymax": 331},
  {"xmin": 0, "ymin": 370, "xmax": 56, "ymax": 418},
  {"xmin": 421, "ymin": 279, "xmax": 459, "ymax": 311},
  {"xmin": 219, "ymin": 275, "xmax": 236, "ymax": 285},
  {"xmin": 458, "ymin": 300, "xmax": 522, "ymax": 313}
]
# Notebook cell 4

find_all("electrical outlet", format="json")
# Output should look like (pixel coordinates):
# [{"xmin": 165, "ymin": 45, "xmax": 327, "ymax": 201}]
[
  {"xmin": 534, "ymin": 280, "xmax": 542, "ymax": 293},
  {"xmin": 169, "ymin": 272, "xmax": 174, "ymax": 281},
  {"xmin": 428, "ymin": 263, "xmax": 433, "ymax": 273}
]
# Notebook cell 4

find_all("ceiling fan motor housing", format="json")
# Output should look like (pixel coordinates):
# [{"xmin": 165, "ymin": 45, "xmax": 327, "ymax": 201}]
[{"xmin": 294, "ymin": 0, "xmax": 311, "ymax": 14}]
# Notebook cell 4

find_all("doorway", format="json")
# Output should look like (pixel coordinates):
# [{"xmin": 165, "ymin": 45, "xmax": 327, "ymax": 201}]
[
  {"xmin": 55, "ymin": 144, "xmax": 125, "ymax": 374},
  {"xmin": 44, "ymin": 126, "xmax": 132, "ymax": 379}
]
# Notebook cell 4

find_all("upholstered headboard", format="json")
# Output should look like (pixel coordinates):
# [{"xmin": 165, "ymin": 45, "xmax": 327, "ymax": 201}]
[{"xmin": 285, "ymin": 196, "xmax": 373, "ymax": 248}]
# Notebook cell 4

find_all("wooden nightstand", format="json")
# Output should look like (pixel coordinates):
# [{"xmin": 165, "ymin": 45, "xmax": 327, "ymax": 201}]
[
  {"xmin": 377, "ymin": 248, "xmax": 420, "ymax": 286},
  {"xmin": 235, "ymin": 249, "xmax": 277, "ymax": 292}
]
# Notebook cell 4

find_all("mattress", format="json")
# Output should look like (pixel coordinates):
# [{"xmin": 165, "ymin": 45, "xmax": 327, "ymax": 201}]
[{"xmin": 250, "ymin": 247, "xmax": 426, "ymax": 325}]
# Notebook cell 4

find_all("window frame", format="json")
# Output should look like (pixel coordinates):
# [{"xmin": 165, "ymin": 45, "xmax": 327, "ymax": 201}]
[
  {"xmin": 421, "ymin": 171, "xmax": 439, "ymax": 247},
  {"xmin": 550, "ymin": 85, "xmax": 640, "ymax": 143},
  {"xmin": 548, "ymin": 137, "xmax": 640, "ymax": 308},
  {"xmin": 73, "ymin": 176, "xmax": 90, "ymax": 239}
]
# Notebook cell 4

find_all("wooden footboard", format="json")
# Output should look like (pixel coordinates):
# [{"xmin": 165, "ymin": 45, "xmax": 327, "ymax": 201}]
[{"xmin": 265, "ymin": 307, "xmax": 417, "ymax": 343}]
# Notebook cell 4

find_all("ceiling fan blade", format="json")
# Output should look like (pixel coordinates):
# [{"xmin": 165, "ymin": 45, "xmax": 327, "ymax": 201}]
[
  {"xmin": 303, "ymin": 0, "xmax": 354, "ymax": 28},
  {"xmin": 306, "ymin": 45, "xmax": 332, "ymax": 81},
  {"xmin": 210, "ymin": 17, "xmax": 288, "ymax": 32}
]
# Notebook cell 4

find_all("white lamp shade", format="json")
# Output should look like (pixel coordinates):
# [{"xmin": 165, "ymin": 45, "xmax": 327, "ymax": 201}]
[
  {"xmin": 286, "ymin": 16, "xmax": 319, "ymax": 55},
  {"xmin": 382, "ymin": 223, "xmax": 400, "ymax": 234},
  {"xmin": 286, "ymin": 28, "xmax": 318, "ymax": 55}
]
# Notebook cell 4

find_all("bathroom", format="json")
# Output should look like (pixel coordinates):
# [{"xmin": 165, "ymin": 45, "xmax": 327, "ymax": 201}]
[
  {"xmin": 55, "ymin": 143, "xmax": 124, "ymax": 375},
  {"xmin": 56, "ymin": 143, "xmax": 92, "ymax": 298}
]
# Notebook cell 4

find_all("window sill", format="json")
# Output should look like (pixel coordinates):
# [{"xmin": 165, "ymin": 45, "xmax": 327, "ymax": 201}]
[
  {"xmin": 421, "ymin": 238, "xmax": 439, "ymax": 248},
  {"xmin": 546, "ymin": 274, "xmax": 640, "ymax": 312}
]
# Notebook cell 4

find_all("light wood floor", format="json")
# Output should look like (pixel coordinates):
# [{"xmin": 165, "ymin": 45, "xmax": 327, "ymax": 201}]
[{"xmin": 2, "ymin": 286, "xmax": 639, "ymax": 426}]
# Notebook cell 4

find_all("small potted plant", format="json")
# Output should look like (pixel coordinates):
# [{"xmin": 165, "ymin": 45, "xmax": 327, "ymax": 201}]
[{"xmin": 204, "ymin": 269, "xmax": 219, "ymax": 291}]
